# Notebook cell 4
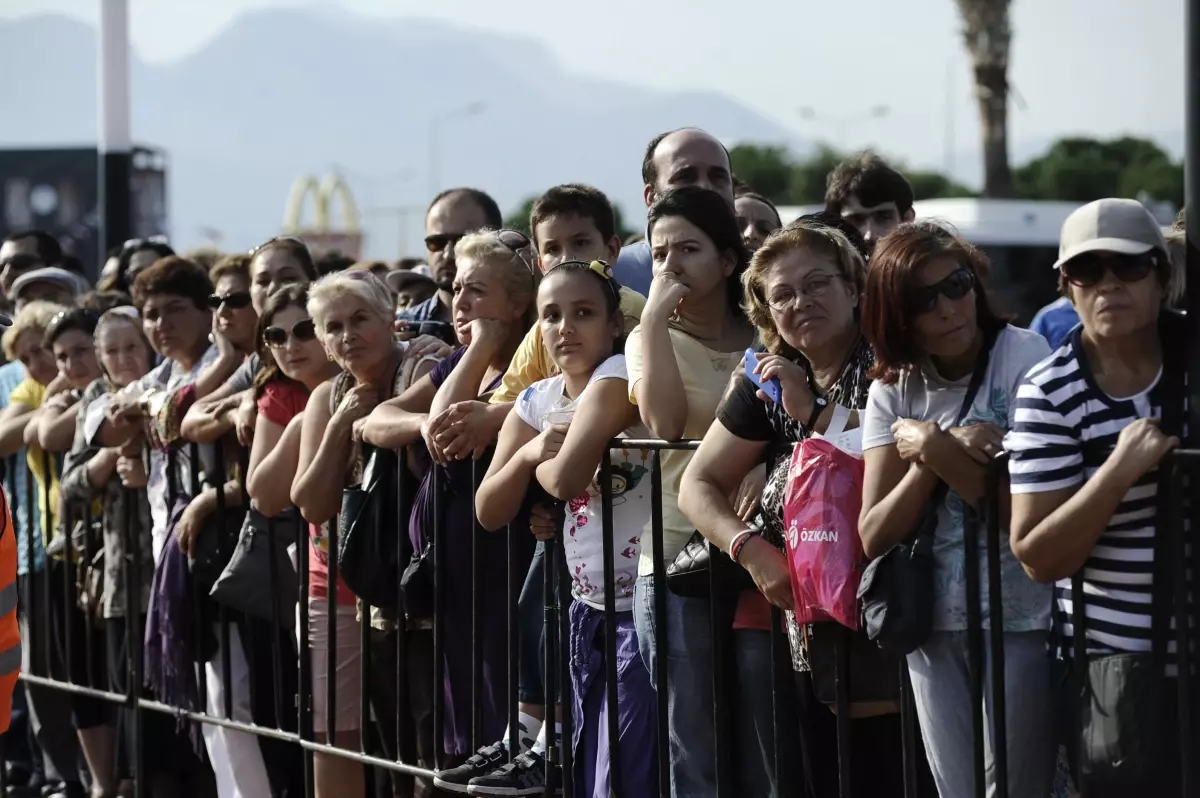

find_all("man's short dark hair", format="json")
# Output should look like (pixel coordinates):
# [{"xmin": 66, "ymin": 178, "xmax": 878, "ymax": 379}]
[
  {"xmin": 397, "ymin": 257, "xmax": 425, "ymax": 271},
  {"xmin": 131, "ymin": 256, "xmax": 212, "ymax": 311},
  {"xmin": 824, "ymin": 152, "xmax": 915, "ymax": 217},
  {"xmin": 641, "ymin": 128, "xmax": 732, "ymax": 189},
  {"xmin": 529, "ymin": 184, "xmax": 616, "ymax": 245},
  {"xmin": 315, "ymin": 250, "xmax": 355, "ymax": 276},
  {"xmin": 3, "ymin": 230, "xmax": 62, "ymax": 265},
  {"xmin": 426, "ymin": 188, "xmax": 502, "ymax": 229}
]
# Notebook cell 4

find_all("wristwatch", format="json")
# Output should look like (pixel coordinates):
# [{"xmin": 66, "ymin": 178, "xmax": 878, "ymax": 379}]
[{"xmin": 806, "ymin": 395, "xmax": 829, "ymax": 431}]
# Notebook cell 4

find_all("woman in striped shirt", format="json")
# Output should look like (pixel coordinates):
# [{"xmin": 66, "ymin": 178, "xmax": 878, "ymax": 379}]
[{"xmin": 1006, "ymin": 199, "xmax": 1184, "ymax": 793}]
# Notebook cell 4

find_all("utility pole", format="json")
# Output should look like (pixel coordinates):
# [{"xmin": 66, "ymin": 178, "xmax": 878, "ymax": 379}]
[{"xmin": 98, "ymin": 0, "xmax": 133, "ymax": 268}]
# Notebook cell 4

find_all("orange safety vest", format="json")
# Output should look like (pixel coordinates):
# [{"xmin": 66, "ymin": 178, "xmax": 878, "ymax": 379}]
[{"xmin": 0, "ymin": 488, "xmax": 20, "ymax": 733}]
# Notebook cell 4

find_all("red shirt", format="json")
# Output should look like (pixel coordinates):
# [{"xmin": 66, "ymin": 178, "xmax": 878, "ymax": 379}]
[{"xmin": 258, "ymin": 379, "xmax": 356, "ymax": 605}]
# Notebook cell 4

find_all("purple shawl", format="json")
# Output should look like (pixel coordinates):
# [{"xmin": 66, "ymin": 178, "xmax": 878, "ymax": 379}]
[{"xmin": 143, "ymin": 498, "xmax": 204, "ymax": 754}]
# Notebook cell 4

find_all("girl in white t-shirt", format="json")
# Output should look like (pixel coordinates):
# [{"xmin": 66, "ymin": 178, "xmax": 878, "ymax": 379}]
[{"xmin": 477, "ymin": 260, "xmax": 655, "ymax": 798}]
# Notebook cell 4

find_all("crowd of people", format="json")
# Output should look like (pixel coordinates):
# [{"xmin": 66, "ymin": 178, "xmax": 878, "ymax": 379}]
[{"xmin": 0, "ymin": 125, "xmax": 1190, "ymax": 798}]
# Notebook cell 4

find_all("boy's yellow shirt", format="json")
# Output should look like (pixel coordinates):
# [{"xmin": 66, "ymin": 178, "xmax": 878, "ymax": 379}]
[{"xmin": 490, "ymin": 286, "xmax": 646, "ymax": 405}]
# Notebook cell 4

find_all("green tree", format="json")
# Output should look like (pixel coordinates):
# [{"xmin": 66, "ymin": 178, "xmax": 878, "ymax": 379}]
[
  {"xmin": 908, "ymin": 169, "xmax": 976, "ymax": 201},
  {"xmin": 503, "ymin": 196, "xmax": 537, "ymax": 236},
  {"xmin": 1014, "ymin": 136, "xmax": 1183, "ymax": 206},
  {"xmin": 787, "ymin": 145, "xmax": 846, "ymax": 205},
  {"xmin": 730, "ymin": 144, "xmax": 796, "ymax": 203}
]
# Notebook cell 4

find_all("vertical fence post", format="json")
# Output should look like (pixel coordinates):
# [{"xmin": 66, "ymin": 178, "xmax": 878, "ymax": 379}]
[
  {"xmin": 1169, "ymin": 461, "xmax": 1194, "ymax": 795},
  {"xmin": 555, "ymin": 537, "xmax": 574, "ymax": 798},
  {"xmin": 470, "ymin": 461, "xmax": 483, "ymax": 755},
  {"xmin": 649, "ymin": 450, "xmax": 670, "ymax": 797},
  {"xmin": 296, "ymin": 513, "xmax": 315, "ymax": 796},
  {"xmin": 505, "ymin": 521, "xmax": 519, "ymax": 763},
  {"xmin": 542, "ymin": 535, "xmax": 560, "ymax": 794},
  {"xmin": 599, "ymin": 451, "xmax": 623, "ymax": 797},
  {"xmin": 124, "ymin": 485, "xmax": 144, "ymax": 798},
  {"xmin": 985, "ymin": 458, "xmax": 1008, "ymax": 798},
  {"xmin": 963, "ymin": 502, "xmax": 986, "ymax": 798},
  {"xmin": 432, "ymin": 466, "xmax": 446, "ymax": 771}
]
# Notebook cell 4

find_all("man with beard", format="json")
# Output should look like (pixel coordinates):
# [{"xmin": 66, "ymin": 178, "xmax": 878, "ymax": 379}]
[
  {"xmin": 824, "ymin": 151, "xmax": 915, "ymax": 254},
  {"xmin": 614, "ymin": 127, "xmax": 736, "ymax": 295},
  {"xmin": 397, "ymin": 187, "xmax": 503, "ymax": 340}
]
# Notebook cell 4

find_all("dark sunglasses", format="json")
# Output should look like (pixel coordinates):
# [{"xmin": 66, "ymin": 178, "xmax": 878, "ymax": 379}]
[
  {"xmin": 424, "ymin": 232, "xmax": 465, "ymax": 253},
  {"xmin": 263, "ymin": 318, "xmax": 317, "ymax": 347},
  {"xmin": 909, "ymin": 267, "xmax": 975, "ymax": 315},
  {"xmin": 207, "ymin": 291, "xmax": 253, "ymax": 310},
  {"xmin": 1062, "ymin": 253, "xmax": 1159, "ymax": 288}
]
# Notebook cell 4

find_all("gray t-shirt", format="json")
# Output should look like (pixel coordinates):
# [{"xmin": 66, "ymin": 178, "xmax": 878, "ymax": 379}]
[
  {"xmin": 861, "ymin": 324, "xmax": 1053, "ymax": 633},
  {"xmin": 224, "ymin": 353, "xmax": 261, "ymax": 394}
]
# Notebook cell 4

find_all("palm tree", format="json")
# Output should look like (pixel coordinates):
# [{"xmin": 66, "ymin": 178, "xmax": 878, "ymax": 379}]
[{"xmin": 955, "ymin": 0, "xmax": 1014, "ymax": 197}]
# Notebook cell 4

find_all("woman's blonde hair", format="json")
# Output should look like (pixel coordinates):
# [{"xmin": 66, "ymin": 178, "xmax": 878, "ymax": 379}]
[
  {"xmin": 453, "ymin": 229, "xmax": 538, "ymax": 328},
  {"xmin": 3, "ymin": 300, "xmax": 70, "ymax": 361},
  {"xmin": 741, "ymin": 223, "xmax": 866, "ymax": 356},
  {"xmin": 307, "ymin": 269, "xmax": 395, "ymax": 330}
]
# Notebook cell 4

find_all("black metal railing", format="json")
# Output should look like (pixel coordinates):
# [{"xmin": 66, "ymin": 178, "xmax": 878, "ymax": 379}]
[{"xmin": 3, "ymin": 438, "xmax": 1198, "ymax": 798}]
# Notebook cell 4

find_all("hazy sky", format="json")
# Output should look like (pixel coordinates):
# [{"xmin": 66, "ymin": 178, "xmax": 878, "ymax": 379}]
[{"xmin": 2, "ymin": 0, "xmax": 1186, "ymax": 176}]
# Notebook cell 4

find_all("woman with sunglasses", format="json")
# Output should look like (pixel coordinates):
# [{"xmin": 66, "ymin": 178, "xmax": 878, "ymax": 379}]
[
  {"xmin": 1006, "ymin": 200, "xmax": 1186, "ymax": 795},
  {"xmin": 246, "ymin": 285, "xmax": 338, "ymax": 516},
  {"xmin": 858, "ymin": 222, "xmax": 1055, "ymax": 798},
  {"xmin": 181, "ymin": 242, "xmax": 319, "ymax": 447}
]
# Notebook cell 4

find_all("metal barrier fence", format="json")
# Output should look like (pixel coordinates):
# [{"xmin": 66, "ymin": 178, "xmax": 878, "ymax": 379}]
[{"xmin": 2, "ymin": 438, "xmax": 1197, "ymax": 797}]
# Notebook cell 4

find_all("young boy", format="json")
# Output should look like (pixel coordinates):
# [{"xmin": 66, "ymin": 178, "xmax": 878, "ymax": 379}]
[{"xmin": 489, "ymin": 184, "xmax": 646, "ymax": 407}]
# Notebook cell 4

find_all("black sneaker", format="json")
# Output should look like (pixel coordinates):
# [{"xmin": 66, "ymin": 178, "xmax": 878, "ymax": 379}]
[
  {"xmin": 467, "ymin": 750, "xmax": 562, "ymax": 796},
  {"xmin": 433, "ymin": 742, "xmax": 511, "ymax": 794}
]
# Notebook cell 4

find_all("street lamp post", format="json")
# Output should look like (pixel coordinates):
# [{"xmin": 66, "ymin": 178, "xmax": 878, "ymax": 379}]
[
  {"xmin": 797, "ymin": 105, "xmax": 891, "ymax": 145},
  {"xmin": 428, "ymin": 102, "xmax": 485, "ymax": 197},
  {"xmin": 98, "ymin": 0, "xmax": 133, "ymax": 266}
]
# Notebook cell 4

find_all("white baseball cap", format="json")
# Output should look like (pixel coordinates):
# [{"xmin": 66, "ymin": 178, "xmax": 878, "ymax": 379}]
[{"xmin": 1053, "ymin": 198, "xmax": 1167, "ymax": 271}]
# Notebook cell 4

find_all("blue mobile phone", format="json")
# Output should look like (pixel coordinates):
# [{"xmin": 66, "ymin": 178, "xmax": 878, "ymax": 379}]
[{"xmin": 743, "ymin": 348, "xmax": 782, "ymax": 404}]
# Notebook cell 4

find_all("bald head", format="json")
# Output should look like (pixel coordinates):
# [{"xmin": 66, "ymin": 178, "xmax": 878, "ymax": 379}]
[{"xmin": 641, "ymin": 128, "xmax": 733, "ymax": 207}]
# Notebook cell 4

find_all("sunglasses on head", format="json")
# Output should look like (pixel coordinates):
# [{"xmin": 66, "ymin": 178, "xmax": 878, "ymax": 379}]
[
  {"xmin": 263, "ymin": 318, "xmax": 317, "ymax": 348},
  {"xmin": 207, "ymin": 291, "xmax": 253, "ymax": 311},
  {"xmin": 909, "ymin": 267, "xmax": 975, "ymax": 315},
  {"xmin": 121, "ymin": 235, "xmax": 169, "ymax": 253},
  {"xmin": 1061, "ymin": 252, "xmax": 1159, "ymax": 288},
  {"xmin": 249, "ymin": 235, "xmax": 308, "ymax": 257}
]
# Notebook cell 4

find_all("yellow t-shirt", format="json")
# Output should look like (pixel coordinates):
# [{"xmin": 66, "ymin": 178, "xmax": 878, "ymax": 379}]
[
  {"xmin": 490, "ymin": 286, "xmax": 647, "ymax": 405},
  {"xmin": 10, "ymin": 379, "xmax": 61, "ymax": 546},
  {"xmin": 625, "ymin": 324, "xmax": 743, "ymax": 576}
]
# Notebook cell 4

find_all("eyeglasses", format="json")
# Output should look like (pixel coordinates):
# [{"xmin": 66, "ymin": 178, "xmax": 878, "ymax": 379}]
[
  {"xmin": 424, "ymin": 232, "xmax": 466, "ymax": 253},
  {"xmin": 263, "ymin": 318, "xmax": 317, "ymax": 348},
  {"xmin": 207, "ymin": 291, "xmax": 253, "ymax": 311},
  {"xmin": 909, "ymin": 267, "xmax": 975, "ymax": 315},
  {"xmin": 249, "ymin": 235, "xmax": 308, "ymax": 257},
  {"xmin": 765, "ymin": 274, "xmax": 842, "ymax": 311},
  {"xmin": 1062, "ymin": 253, "xmax": 1159, "ymax": 288}
]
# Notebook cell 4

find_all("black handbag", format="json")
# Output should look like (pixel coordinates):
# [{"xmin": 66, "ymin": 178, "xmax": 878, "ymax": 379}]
[
  {"xmin": 806, "ymin": 622, "xmax": 902, "ymax": 706},
  {"xmin": 337, "ymin": 445, "xmax": 405, "ymax": 610},
  {"xmin": 858, "ymin": 328, "xmax": 996, "ymax": 655},
  {"xmin": 1067, "ymin": 313, "xmax": 1184, "ymax": 795},
  {"xmin": 209, "ymin": 507, "xmax": 299, "ymax": 623},
  {"xmin": 190, "ymin": 505, "xmax": 246, "ymax": 591},
  {"xmin": 666, "ymin": 530, "xmax": 756, "ymax": 598}
]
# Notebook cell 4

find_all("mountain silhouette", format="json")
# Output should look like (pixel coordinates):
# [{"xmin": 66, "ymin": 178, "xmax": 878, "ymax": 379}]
[{"xmin": 0, "ymin": 9, "xmax": 804, "ymax": 255}]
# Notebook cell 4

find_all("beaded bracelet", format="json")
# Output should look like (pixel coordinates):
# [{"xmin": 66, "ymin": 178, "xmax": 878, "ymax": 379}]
[{"xmin": 729, "ymin": 529, "xmax": 754, "ymax": 564}]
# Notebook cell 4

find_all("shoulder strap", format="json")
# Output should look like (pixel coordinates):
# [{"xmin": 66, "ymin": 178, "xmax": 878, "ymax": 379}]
[
  {"xmin": 954, "ymin": 326, "xmax": 1001, "ymax": 426},
  {"xmin": 923, "ymin": 327, "xmax": 1002, "ymax": 512}
]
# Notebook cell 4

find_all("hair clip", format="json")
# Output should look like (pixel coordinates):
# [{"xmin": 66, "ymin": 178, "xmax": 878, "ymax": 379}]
[{"xmin": 588, "ymin": 260, "xmax": 615, "ymax": 281}]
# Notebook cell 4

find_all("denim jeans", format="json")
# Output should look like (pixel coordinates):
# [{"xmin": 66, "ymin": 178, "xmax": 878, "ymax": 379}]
[
  {"xmin": 907, "ymin": 631, "xmax": 1055, "ymax": 798},
  {"xmin": 517, "ymin": 543, "xmax": 548, "ymax": 704},
  {"xmin": 633, "ymin": 574, "xmax": 717, "ymax": 798},
  {"xmin": 733, "ymin": 629, "xmax": 776, "ymax": 797}
]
